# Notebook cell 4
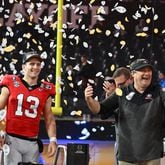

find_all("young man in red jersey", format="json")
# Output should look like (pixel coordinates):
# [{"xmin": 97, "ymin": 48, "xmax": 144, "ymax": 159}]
[{"xmin": 0, "ymin": 51, "xmax": 57, "ymax": 165}]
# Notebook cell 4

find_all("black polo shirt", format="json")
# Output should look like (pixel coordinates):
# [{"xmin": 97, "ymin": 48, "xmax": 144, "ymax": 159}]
[{"xmin": 100, "ymin": 84, "xmax": 165, "ymax": 162}]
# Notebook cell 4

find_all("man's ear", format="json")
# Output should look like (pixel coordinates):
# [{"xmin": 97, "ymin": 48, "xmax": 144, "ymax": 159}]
[
  {"xmin": 22, "ymin": 64, "xmax": 25, "ymax": 70},
  {"xmin": 131, "ymin": 70, "xmax": 136, "ymax": 76}
]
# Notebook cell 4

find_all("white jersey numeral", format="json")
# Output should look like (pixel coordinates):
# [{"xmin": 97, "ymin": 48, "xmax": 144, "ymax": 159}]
[{"xmin": 15, "ymin": 94, "xmax": 39, "ymax": 118}]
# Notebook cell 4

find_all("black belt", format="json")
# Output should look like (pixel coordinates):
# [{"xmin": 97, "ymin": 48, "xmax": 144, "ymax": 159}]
[{"xmin": 7, "ymin": 133, "xmax": 37, "ymax": 141}]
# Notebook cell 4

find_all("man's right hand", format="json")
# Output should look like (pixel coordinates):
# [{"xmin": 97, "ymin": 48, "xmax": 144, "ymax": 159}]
[
  {"xmin": 84, "ymin": 84, "xmax": 101, "ymax": 114},
  {"xmin": 84, "ymin": 84, "xmax": 94, "ymax": 100}
]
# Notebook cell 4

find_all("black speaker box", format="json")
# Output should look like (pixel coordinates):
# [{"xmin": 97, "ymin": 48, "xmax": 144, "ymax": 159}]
[{"xmin": 66, "ymin": 143, "xmax": 89, "ymax": 165}]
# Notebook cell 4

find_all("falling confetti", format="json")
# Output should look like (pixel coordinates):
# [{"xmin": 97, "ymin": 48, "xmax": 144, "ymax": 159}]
[
  {"xmin": 115, "ymin": 88, "xmax": 123, "ymax": 96},
  {"xmin": 90, "ymin": 0, "xmax": 96, "ymax": 5},
  {"xmin": 111, "ymin": 5, "xmax": 127, "ymax": 14},
  {"xmin": 120, "ymin": 40, "xmax": 126, "ymax": 49},
  {"xmin": 111, "ymin": 64, "xmax": 115, "ymax": 72},
  {"xmin": 3, "ymin": 45, "xmax": 15, "ymax": 52}
]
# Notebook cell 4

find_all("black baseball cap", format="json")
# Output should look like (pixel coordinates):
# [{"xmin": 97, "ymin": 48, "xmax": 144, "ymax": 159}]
[
  {"xmin": 22, "ymin": 51, "xmax": 43, "ymax": 64},
  {"xmin": 130, "ymin": 59, "xmax": 153, "ymax": 71}
]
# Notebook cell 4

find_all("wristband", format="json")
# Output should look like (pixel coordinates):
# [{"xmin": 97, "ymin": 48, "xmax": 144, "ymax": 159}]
[
  {"xmin": 0, "ymin": 130, "xmax": 5, "ymax": 138},
  {"xmin": 49, "ymin": 137, "xmax": 57, "ymax": 143}
]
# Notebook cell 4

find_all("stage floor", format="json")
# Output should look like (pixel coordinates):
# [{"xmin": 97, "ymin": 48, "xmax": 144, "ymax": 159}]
[{"xmin": 40, "ymin": 140, "xmax": 165, "ymax": 165}]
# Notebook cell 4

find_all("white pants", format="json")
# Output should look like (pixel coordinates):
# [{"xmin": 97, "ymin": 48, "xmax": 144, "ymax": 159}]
[{"xmin": 4, "ymin": 135, "xmax": 39, "ymax": 165}]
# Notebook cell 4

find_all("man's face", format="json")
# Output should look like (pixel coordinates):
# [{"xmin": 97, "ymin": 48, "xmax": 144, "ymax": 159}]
[
  {"xmin": 23, "ymin": 58, "xmax": 42, "ymax": 78},
  {"xmin": 114, "ymin": 74, "xmax": 131, "ymax": 88},
  {"xmin": 80, "ymin": 56, "xmax": 88, "ymax": 66},
  {"xmin": 132, "ymin": 66, "xmax": 152, "ymax": 89}
]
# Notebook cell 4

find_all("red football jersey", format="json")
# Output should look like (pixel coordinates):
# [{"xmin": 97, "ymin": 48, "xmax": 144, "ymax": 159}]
[{"xmin": 0, "ymin": 74, "xmax": 55, "ymax": 137}]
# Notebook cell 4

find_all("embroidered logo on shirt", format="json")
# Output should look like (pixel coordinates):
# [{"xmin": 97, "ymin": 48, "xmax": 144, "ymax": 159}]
[
  {"xmin": 45, "ymin": 84, "xmax": 52, "ymax": 89},
  {"xmin": 145, "ymin": 94, "xmax": 152, "ymax": 100},
  {"xmin": 39, "ymin": 83, "xmax": 52, "ymax": 91},
  {"xmin": 126, "ymin": 92, "xmax": 135, "ymax": 100},
  {"xmin": 13, "ymin": 81, "xmax": 20, "ymax": 87},
  {"xmin": 12, "ymin": 76, "xmax": 20, "ymax": 87}
]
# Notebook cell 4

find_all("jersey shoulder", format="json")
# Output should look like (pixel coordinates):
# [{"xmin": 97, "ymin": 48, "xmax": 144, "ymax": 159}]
[
  {"xmin": 0, "ymin": 74, "xmax": 20, "ymax": 87},
  {"xmin": 40, "ymin": 81, "xmax": 56, "ymax": 95}
]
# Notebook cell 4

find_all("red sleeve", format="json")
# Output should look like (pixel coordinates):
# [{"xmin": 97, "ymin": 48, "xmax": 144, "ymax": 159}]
[
  {"xmin": 41, "ymin": 81, "xmax": 56, "ymax": 96},
  {"xmin": 0, "ymin": 74, "xmax": 10, "ymax": 87},
  {"xmin": 50, "ymin": 83, "xmax": 56, "ymax": 96}
]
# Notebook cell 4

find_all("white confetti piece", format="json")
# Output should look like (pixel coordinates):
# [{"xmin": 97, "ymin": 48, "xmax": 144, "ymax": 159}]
[{"xmin": 112, "ymin": 6, "xmax": 127, "ymax": 14}]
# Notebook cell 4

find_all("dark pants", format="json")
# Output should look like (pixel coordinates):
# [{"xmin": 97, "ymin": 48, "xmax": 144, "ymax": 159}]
[{"xmin": 118, "ymin": 159, "xmax": 160, "ymax": 165}]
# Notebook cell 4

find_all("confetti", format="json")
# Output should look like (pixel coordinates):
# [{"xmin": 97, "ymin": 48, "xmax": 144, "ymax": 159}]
[
  {"xmin": 105, "ymin": 30, "xmax": 111, "ymax": 36},
  {"xmin": 83, "ymin": 42, "xmax": 88, "ymax": 48},
  {"xmin": 120, "ymin": 40, "xmax": 126, "ymax": 49},
  {"xmin": 111, "ymin": 64, "xmax": 115, "ymax": 72},
  {"xmin": 136, "ymin": 32, "xmax": 148, "ymax": 37},
  {"xmin": 154, "ymin": 28, "xmax": 159, "ymax": 34},
  {"xmin": 90, "ymin": 0, "xmax": 96, "ymax": 5},
  {"xmin": 96, "ymin": 72, "xmax": 102, "ymax": 77},
  {"xmin": 115, "ymin": 88, "xmax": 123, "ymax": 96},
  {"xmin": 3, "ymin": 45, "xmax": 15, "ymax": 52},
  {"xmin": 112, "ymin": 6, "xmax": 127, "ymax": 14}
]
